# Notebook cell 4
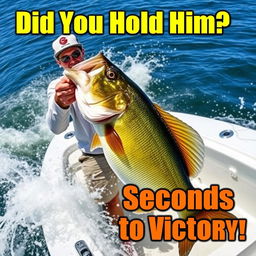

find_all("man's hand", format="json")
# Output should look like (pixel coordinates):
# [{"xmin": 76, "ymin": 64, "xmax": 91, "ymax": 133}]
[{"xmin": 54, "ymin": 76, "xmax": 76, "ymax": 109}]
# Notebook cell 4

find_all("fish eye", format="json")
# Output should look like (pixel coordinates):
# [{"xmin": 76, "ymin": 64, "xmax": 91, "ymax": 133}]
[{"xmin": 106, "ymin": 68, "xmax": 117, "ymax": 80}]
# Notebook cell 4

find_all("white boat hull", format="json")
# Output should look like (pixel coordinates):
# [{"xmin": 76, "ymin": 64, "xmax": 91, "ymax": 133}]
[{"xmin": 42, "ymin": 112, "xmax": 256, "ymax": 256}]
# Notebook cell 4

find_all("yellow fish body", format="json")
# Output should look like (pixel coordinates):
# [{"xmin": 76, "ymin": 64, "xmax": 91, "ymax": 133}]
[{"xmin": 64, "ymin": 53, "xmax": 235, "ymax": 256}]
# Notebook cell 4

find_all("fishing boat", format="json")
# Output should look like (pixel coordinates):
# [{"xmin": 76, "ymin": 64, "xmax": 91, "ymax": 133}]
[{"xmin": 42, "ymin": 112, "xmax": 256, "ymax": 256}]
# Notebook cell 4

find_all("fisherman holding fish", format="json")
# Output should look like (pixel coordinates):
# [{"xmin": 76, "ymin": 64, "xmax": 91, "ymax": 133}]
[
  {"xmin": 46, "ymin": 33, "xmax": 236, "ymax": 256},
  {"xmin": 46, "ymin": 34, "xmax": 136, "ymax": 254}
]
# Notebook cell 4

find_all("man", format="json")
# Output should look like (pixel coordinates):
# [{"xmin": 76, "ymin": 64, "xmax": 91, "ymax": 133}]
[{"xmin": 46, "ymin": 34, "xmax": 124, "ymax": 224}]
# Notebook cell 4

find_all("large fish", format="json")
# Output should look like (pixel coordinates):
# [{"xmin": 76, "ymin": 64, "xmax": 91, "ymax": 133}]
[{"xmin": 64, "ymin": 53, "xmax": 235, "ymax": 256}]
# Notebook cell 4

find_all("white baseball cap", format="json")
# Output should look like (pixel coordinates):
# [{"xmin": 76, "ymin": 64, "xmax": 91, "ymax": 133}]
[{"xmin": 52, "ymin": 34, "xmax": 82, "ymax": 58}]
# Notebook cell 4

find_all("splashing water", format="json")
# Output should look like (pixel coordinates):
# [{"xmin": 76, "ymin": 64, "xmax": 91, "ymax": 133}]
[
  {"xmin": 0, "ymin": 76, "xmax": 52, "ymax": 255},
  {"xmin": 0, "ymin": 50, "xmax": 157, "ymax": 255},
  {"xmin": 213, "ymin": 95, "xmax": 256, "ymax": 130},
  {"xmin": 104, "ymin": 48, "xmax": 163, "ymax": 92},
  {"xmin": 0, "ymin": 160, "xmax": 122, "ymax": 255},
  {"xmin": 238, "ymin": 97, "xmax": 245, "ymax": 110},
  {"xmin": 0, "ymin": 154, "xmax": 126, "ymax": 255},
  {"xmin": 214, "ymin": 114, "xmax": 256, "ymax": 130}
]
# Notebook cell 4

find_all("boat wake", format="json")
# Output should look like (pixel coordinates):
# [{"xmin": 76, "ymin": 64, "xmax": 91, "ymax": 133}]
[{"xmin": 0, "ymin": 51, "xmax": 158, "ymax": 255}]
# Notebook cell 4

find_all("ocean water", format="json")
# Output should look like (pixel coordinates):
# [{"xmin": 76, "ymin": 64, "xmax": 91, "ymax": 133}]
[{"xmin": 0, "ymin": 0, "xmax": 256, "ymax": 255}]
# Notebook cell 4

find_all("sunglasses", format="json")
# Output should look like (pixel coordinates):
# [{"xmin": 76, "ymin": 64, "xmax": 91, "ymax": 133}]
[{"xmin": 59, "ymin": 50, "xmax": 81, "ymax": 63}]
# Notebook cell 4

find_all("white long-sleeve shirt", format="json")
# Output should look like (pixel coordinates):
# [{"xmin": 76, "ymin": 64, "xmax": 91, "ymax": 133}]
[{"xmin": 46, "ymin": 77, "xmax": 103, "ymax": 154}]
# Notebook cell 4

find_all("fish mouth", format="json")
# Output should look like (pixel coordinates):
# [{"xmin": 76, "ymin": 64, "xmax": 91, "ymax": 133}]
[
  {"xmin": 75, "ymin": 89, "xmax": 129, "ymax": 123},
  {"xmin": 86, "ymin": 92, "xmax": 123, "ymax": 106},
  {"xmin": 64, "ymin": 52, "xmax": 108, "ymax": 98},
  {"xmin": 84, "ymin": 91, "xmax": 129, "ymax": 119},
  {"xmin": 93, "ymin": 113, "xmax": 120, "ymax": 123},
  {"xmin": 72, "ymin": 52, "xmax": 106, "ymax": 73},
  {"xmin": 67, "ymin": 52, "xmax": 130, "ymax": 123}
]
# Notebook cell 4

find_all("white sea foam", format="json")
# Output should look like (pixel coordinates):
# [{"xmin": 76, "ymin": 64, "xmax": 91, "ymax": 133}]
[
  {"xmin": 0, "ymin": 57, "xmax": 155, "ymax": 255},
  {"xmin": 0, "ymin": 77, "xmax": 51, "ymax": 255},
  {"xmin": 214, "ymin": 95, "xmax": 256, "ymax": 130},
  {"xmin": 214, "ymin": 114, "xmax": 256, "ymax": 130},
  {"xmin": 0, "ymin": 118, "xmax": 50, "ymax": 149},
  {"xmin": 104, "ymin": 49, "xmax": 163, "ymax": 92},
  {"xmin": 0, "ymin": 77, "xmax": 53, "ymax": 163},
  {"xmin": 0, "ymin": 167, "xmax": 119, "ymax": 255}
]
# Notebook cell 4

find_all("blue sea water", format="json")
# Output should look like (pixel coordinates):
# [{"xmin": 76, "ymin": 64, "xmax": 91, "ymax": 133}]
[{"xmin": 0, "ymin": 0, "xmax": 255, "ymax": 255}]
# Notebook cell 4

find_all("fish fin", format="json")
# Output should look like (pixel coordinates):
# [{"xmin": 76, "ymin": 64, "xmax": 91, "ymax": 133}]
[
  {"xmin": 105, "ymin": 124, "xmax": 125, "ymax": 155},
  {"xmin": 179, "ymin": 210, "xmax": 236, "ymax": 256},
  {"xmin": 154, "ymin": 104, "xmax": 204, "ymax": 177},
  {"xmin": 90, "ymin": 133, "xmax": 102, "ymax": 152},
  {"xmin": 179, "ymin": 239, "xmax": 194, "ymax": 256}
]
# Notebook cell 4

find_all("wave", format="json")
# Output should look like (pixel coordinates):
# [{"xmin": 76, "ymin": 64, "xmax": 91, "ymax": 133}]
[{"xmin": 0, "ymin": 50, "xmax": 159, "ymax": 255}]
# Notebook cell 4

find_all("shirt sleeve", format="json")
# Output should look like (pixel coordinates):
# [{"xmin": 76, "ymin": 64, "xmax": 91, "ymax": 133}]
[{"xmin": 46, "ymin": 78, "xmax": 71, "ymax": 134}]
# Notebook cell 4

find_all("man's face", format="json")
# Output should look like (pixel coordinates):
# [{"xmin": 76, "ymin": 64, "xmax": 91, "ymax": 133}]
[{"xmin": 57, "ymin": 46, "xmax": 84, "ymax": 69}]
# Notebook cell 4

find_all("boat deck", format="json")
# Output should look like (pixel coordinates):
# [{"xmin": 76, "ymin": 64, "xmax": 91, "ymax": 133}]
[{"xmin": 42, "ymin": 112, "xmax": 256, "ymax": 256}]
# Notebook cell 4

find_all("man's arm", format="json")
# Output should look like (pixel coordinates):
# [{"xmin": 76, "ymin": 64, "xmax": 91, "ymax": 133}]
[{"xmin": 46, "ymin": 76, "xmax": 76, "ymax": 134}]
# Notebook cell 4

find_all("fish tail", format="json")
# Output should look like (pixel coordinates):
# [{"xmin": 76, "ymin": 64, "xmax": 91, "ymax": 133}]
[{"xmin": 179, "ymin": 210, "xmax": 236, "ymax": 256}]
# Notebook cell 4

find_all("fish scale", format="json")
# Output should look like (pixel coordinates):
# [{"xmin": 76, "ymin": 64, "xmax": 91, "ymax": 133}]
[
  {"xmin": 64, "ymin": 52, "xmax": 236, "ymax": 256},
  {"xmin": 94, "ymin": 94, "xmax": 191, "ymax": 193}
]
